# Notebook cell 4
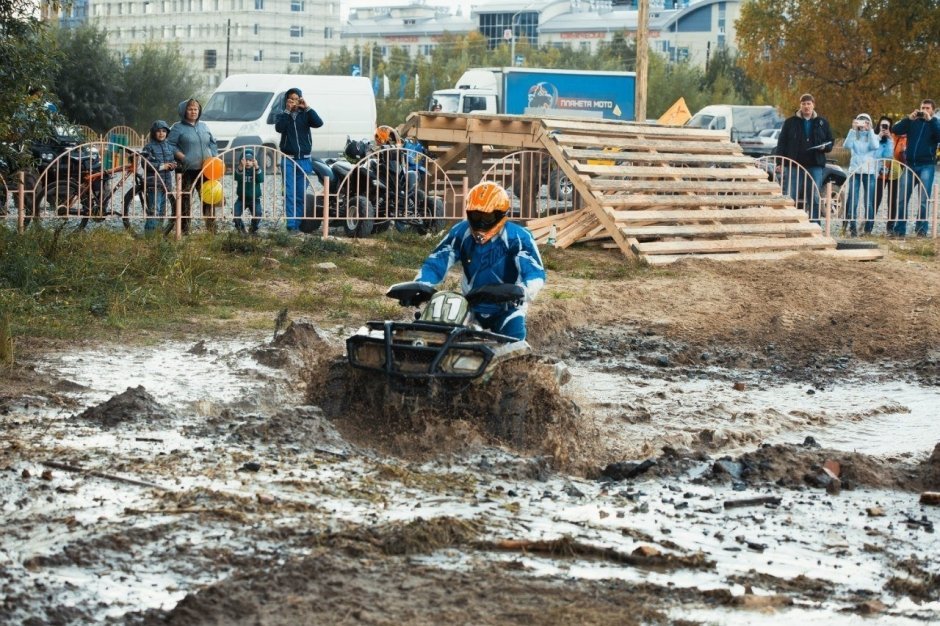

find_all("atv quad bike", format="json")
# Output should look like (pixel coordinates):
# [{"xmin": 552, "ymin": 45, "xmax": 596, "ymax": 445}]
[
  {"xmin": 313, "ymin": 281, "xmax": 573, "ymax": 445},
  {"xmin": 346, "ymin": 281, "xmax": 532, "ymax": 391}
]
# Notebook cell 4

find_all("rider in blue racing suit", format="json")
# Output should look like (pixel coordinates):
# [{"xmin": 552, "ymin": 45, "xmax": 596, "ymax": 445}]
[{"xmin": 415, "ymin": 181, "xmax": 545, "ymax": 341}]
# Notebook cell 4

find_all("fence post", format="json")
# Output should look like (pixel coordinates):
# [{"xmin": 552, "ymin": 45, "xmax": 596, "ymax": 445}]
[
  {"xmin": 16, "ymin": 170, "xmax": 25, "ymax": 234},
  {"xmin": 824, "ymin": 180, "xmax": 832, "ymax": 237},
  {"xmin": 932, "ymin": 182, "xmax": 938, "ymax": 239},
  {"xmin": 321, "ymin": 176, "xmax": 330, "ymax": 238},
  {"xmin": 174, "ymin": 173, "xmax": 183, "ymax": 240}
]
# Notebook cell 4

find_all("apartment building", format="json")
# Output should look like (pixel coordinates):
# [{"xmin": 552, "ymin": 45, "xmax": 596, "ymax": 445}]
[{"xmin": 58, "ymin": 0, "xmax": 344, "ymax": 91}]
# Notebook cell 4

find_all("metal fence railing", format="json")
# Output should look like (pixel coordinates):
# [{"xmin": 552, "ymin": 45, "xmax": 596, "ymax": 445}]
[{"xmin": 3, "ymin": 145, "xmax": 937, "ymax": 241}]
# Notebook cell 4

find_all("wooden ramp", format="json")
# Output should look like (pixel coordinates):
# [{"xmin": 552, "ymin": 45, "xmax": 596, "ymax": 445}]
[{"xmin": 402, "ymin": 112, "xmax": 881, "ymax": 264}]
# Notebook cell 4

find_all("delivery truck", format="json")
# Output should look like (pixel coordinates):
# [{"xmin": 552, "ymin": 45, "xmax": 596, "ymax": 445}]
[
  {"xmin": 429, "ymin": 67, "xmax": 635, "ymax": 121},
  {"xmin": 200, "ymin": 74, "xmax": 376, "ymax": 166}
]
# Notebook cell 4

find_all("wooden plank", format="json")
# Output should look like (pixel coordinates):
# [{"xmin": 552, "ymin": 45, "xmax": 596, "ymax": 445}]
[
  {"xmin": 565, "ymin": 149, "xmax": 754, "ymax": 165},
  {"xmin": 526, "ymin": 208, "xmax": 587, "ymax": 230},
  {"xmin": 620, "ymin": 222, "xmax": 822, "ymax": 238},
  {"xmin": 611, "ymin": 207, "xmax": 807, "ymax": 223},
  {"xmin": 576, "ymin": 164, "xmax": 769, "ymax": 179},
  {"xmin": 552, "ymin": 134, "xmax": 742, "ymax": 154},
  {"xmin": 605, "ymin": 194, "xmax": 794, "ymax": 209},
  {"xmin": 591, "ymin": 180, "xmax": 778, "ymax": 193},
  {"xmin": 642, "ymin": 247, "xmax": 884, "ymax": 266},
  {"xmin": 433, "ymin": 143, "xmax": 470, "ymax": 173},
  {"xmin": 542, "ymin": 119, "xmax": 727, "ymax": 141},
  {"xmin": 634, "ymin": 236, "xmax": 836, "ymax": 255},
  {"xmin": 412, "ymin": 128, "xmax": 543, "ymax": 148}
]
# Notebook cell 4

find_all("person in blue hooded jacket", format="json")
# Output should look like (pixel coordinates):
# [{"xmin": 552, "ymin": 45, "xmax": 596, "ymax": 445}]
[
  {"xmin": 415, "ymin": 182, "xmax": 545, "ymax": 341},
  {"xmin": 274, "ymin": 87, "xmax": 323, "ymax": 232},
  {"xmin": 167, "ymin": 98, "xmax": 218, "ymax": 233},
  {"xmin": 140, "ymin": 119, "xmax": 176, "ymax": 233},
  {"xmin": 892, "ymin": 99, "xmax": 940, "ymax": 237}
]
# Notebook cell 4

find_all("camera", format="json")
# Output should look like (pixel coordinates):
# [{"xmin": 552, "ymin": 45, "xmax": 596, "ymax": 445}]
[
  {"xmin": 880, "ymin": 122, "xmax": 890, "ymax": 131},
  {"xmin": 915, "ymin": 111, "xmax": 926, "ymax": 119}
]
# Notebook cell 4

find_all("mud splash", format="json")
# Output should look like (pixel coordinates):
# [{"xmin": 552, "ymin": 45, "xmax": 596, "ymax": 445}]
[{"xmin": 306, "ymin": 355, "xmax": 597, "ymax": 473}]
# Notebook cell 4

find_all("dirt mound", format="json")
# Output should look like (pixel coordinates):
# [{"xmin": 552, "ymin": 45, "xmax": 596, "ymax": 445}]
[
  {"xmin": 307, "ymin": 356, "xmax": 599, "ymax": 473},
  {"xmin": 130, "ymin": 518, "xmax": 672, "ymax": 626},
  {"xmin": 613, "ymin": 441, "xmax": 938, "ymax": 493},
  {"xmin": 251, "ymin": 319, "xmax": 332, "ymax": 372},
  {"xmin": 74, "ymin": 385, "xmax": 174, "ymax": 428}
]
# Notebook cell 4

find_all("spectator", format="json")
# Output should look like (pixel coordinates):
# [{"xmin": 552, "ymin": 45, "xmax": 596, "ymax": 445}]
[
  {"xmin": 167, "ymin": 98, "xmax": 218, "ymax": 234},
  {"xmin": 140, "ymin": 119, "xmax": 176, "ymax": 234},
  {"xmin": 415, "ymin": 181, "xmax": 545, "ymax": 341},
  {"xmin": 843, "ymin": 113, "xmax": 884, "ymax": 236},
  {"xmin": 275, "ymin": 87, "xmax": 323, "ymax": 232},
  {"xmin": 875, "ymin": 116, "xmax": 905, "ymax": 236},
  {"xmin": 892, "ymin": 99, "xmax": 940, "ymax": 236},
  {"xmin": 774, "ymin": 93, "xmax": 834, "ymax": 222},
  {"xmin": 233, "ymin": 148, "xmax": 263, "ymax": 235}
]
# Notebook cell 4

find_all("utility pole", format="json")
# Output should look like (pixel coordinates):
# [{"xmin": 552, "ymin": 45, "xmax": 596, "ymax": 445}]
[
  {"xmin": 635, "ymin": 0, "xmax": 649, "ymax": 122},
  {"xmin": 225, "ymin": 19, "xmax": 231, "ymax": 78}
]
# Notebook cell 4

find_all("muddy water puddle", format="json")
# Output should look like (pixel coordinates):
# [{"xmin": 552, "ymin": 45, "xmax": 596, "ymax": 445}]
[
  {"xmin": 2, "ymin": 337, "xmax": 938, "ymax": 624},
  {"xmin": 568, "ymin": 359, "xmax": 940, "ymax": 458}
]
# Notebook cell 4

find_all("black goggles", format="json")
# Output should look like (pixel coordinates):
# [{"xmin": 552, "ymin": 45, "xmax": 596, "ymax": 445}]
[{"xmin": 467, "ymin": 210, "xmax": 505, "ymax": 230}]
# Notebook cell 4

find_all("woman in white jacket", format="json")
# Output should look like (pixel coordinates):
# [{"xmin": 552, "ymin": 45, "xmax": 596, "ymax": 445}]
[{"xmin": 844, "ymin": 113, "xmax": 890, "ymax": 235}]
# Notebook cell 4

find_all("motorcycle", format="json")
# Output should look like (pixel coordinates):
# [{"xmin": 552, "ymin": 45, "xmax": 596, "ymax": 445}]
[{"xmin": 303, "ymin": 138, "xmax": 445, "ymax": 237}]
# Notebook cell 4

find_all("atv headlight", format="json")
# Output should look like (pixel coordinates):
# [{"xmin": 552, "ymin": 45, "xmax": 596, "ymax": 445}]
[
  {"xmin": 351, "ymin": 342, "xmax": 385, "ymax": 368},
  {"xmin": 442, "ymin": 349, "xmax": 485, "ymax": 375}
]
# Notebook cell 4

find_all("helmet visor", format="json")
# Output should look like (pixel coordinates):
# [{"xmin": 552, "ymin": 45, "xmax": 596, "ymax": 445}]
[{"xmin": 467, "ymin": 210, "xmax": 505, "ymax": 231}]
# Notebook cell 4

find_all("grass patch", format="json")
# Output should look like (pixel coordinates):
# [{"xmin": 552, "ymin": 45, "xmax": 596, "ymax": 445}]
[
  {"xmin": 886, "ymin": 238, "xmax": 938, "ymax": 259},
  {"xmin": 1, "ymin": 224, "xmax": 654, "ymax": 343}
]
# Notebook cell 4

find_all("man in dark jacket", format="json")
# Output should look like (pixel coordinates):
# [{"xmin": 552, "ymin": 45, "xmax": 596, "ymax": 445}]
[
  {"xmin": 774, "ymin": 93, "xmax": 834, "ymax": 222},
  {"xmin": 275, "ymin": 87, "xmax": 323, "ymax": 232},
  {"xmin": 892, "ymin": 99, "xmax": 940, "ymax": 237}
]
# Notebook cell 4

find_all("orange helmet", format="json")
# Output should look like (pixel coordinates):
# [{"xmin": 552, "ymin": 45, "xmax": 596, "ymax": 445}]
[
  {"xmin": 465, "ymin": 182, "xmax": 510, "ymax": 244},
  {"xmin": 374, "ymin": 125, "xmax": 401, "ymax": 147}
]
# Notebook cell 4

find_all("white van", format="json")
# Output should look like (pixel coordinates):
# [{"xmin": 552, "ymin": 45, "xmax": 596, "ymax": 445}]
[
  {"xmin": 685, "ymin": 105, "xmax": 783, "ymax": 143},
  {"xmin": 200, "ymin": 73, "xmax": 376, "ymax": 161}
]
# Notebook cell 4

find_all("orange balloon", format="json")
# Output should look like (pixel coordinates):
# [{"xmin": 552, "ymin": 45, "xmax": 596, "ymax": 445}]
[{"xmin": 202, "ymin": 156, "xmax": 224, "ymax": 181}]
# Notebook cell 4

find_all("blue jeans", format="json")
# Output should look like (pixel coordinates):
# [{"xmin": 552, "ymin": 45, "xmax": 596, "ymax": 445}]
[
  {"xmin": 234, "ymin": 196, "xmax": 262, "ymax": 232},
  {"xmin": 785, "ymin": 166, "xmax": 824, "ymax": 222},
  {"xmin": 897, "ymin": 164, "xmax": 935, "ymax": 236},
  {"xmin": 845, "ymin": 173, "xmax": 876, "ymax": 235},
  {"xmin": 144, "ymin": 187, "xmax": 166, "ymax": 233},
  {"xmin": 283, "ymin": 156, "xmax": 312, "ymax": 231}
]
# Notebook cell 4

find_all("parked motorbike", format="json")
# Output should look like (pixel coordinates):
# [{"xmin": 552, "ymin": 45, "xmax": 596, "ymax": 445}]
[{"xmin": 303, "ymin": 138, "xmax": 445, "ymax": 237}]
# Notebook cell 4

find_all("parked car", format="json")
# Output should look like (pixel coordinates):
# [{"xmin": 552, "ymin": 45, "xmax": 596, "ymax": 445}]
[{"xmin": 739, "ymin": 128, "xmax": 780, "ymax": 157}]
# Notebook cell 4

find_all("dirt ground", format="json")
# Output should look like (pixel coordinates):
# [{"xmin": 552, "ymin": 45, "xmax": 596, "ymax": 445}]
[{"xmin": 2, "ymin": 246, "xmax": 940, "ymax": 625}]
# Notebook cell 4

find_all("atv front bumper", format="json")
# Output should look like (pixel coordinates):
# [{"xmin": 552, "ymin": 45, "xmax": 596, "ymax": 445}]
[{"xmin": 346, "ymin": 320, "xmax": 527, "ymax": 381}]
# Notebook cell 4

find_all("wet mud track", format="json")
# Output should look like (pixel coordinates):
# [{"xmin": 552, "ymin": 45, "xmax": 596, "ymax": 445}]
[{"xmin": 1, "ymin": 324, "xmax": 939, "ymax": 625}]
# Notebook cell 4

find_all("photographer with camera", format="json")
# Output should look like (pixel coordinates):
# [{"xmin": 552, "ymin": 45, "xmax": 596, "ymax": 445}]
[
  {"xmin": 891, "ymin": 99, "xmax": 940, "ymax": 236},
  {"xmin": 275, "ymin": 87, "xmax": 323, "ymax": 232},
  {"xmin": 843, "ymin": 113, "xmax": 885, "ymax": 236},
  {"xmin": 874, "ymin": 116, "xmax": 905, "ymax": 236}
]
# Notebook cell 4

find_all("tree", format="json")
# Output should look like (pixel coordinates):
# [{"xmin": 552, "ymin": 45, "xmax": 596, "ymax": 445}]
[
  {"xmin": 51, "ymin": 23, "xmax": 123, "ymax": 132},
  {"xmin": 736, "ymin": 0, "xmax": 940, "ymax": 131},
  {"xmin": 121, "ymin": 42, "xmax": 202, "ymax": 131},
  {"xmin": 0, "ymin": 0, "xmax": 62, "ymax": 169}
]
